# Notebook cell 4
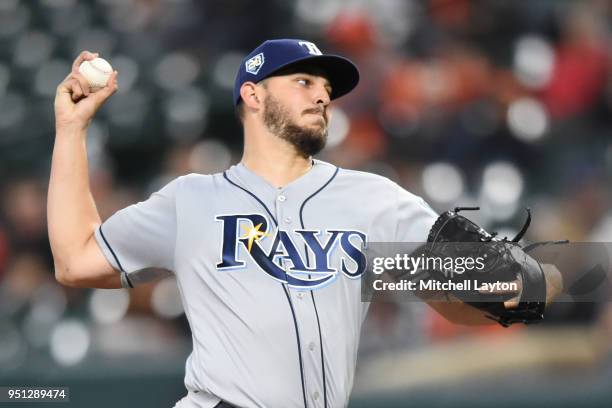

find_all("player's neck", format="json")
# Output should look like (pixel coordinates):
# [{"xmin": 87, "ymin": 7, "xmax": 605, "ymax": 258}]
[{"xmin": 241, "ymin": 135, "xmax": 313, "ymax": 188}]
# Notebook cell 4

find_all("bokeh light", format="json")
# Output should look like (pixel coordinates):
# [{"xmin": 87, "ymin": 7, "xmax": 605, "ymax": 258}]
[
  {"xmin": 34, "ymin": 59, "xmax": 70, "ymax": 97},
  {"xmin": 164, "ymin": 87, "xmax": 209, "ymax": 142},
  {"xmin": 326, "ymin": 106, "xmax": 350, "ymax": 148},
  {"xmin": 89, "ymin": 289, "xmax": 130, "ymax": 324},
  {"xmin": 0, "ymin": 321, "xmax": 27, "ymax": 371},
  {"xmin": 507, "ymin": 97, "xmax": 549, "ymax": 142},
  {"xmin": 0, "ymin": 3, "xmax": 29, "ymax": 38},
  {"xmin": 422, "ymin": 162, "xmax": 464, "ymax": 205},
  {"xmin": 13, "ymin": 31, "xmax": 55, "ymax": 68},
  {"xmin": 188, "ymin": 139, "xmax": 232, "ymax": 174},
  {"xmin": 111, "ymin": 55, "xmax": 140, "ymax": 92},
  {"xmin": 212, "ymin": 52, "xmax": 244, "ymax": 90},
  {"xmin": 50, "ymin": 320, "xmax": 91, "ymax": 366},
  {"xmin": 151, "ymin": 278, "xmax": 184, "ymax": 319},
  {"xmin": 480, "ymin": 161, "xmax": 524, "ymax": 208},
  {"xmin": 23, "ymin": 283, "xmax": 67, "ymax": 348},
  {"xmin": 154, "ymin": 52, "xmax": 200, "ymax": 91},
  {"xmin": 513, "ymin": 36, "xmax": 555, "ymax": 89}
]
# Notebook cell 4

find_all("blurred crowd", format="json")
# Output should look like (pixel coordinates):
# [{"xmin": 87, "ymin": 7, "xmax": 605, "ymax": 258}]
[{"xmin": 0, "ymin": 0, "xmax": 612, "ymax": 403}]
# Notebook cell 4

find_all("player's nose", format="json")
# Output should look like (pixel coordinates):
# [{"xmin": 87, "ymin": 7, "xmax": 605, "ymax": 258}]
[{"xmin": 312, "ymin": 81, "xmax": 331, "ymax": 107}]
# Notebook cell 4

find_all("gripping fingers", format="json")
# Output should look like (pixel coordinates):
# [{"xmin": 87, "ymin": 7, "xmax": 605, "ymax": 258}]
[
  {"xmin": 503, "ymin": 297, "xmax": 520, "ymax": 309},
  {"xmin": 67, "ymin": 78, "xmax": 85, "ymax": 102},
  {"xmin": 71, "ymin": 72, "xmax": 91, "ymax": 96},
  {"xmin": 476, "ymin": 278, "xmax": 523, "ymax": 309},
  {"xmin": 90, "ymin": 70, "xmax": 119, "ymax": 107},
  {"xmin": 68, "ymin": 51, "xmax": 98, "ymax": 97},
  {"xmin": 107, "ymin": 70, "xmax": 118, "ymax": 89},
  {"xmin": 102, "ymin": 70, "xmax": 119, "ymax": 94},
  {"xmin": 72, "ymin": 50, "xmax": 98, "ymax": 73}
]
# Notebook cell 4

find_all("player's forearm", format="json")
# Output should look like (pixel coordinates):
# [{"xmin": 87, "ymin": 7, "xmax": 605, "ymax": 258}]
[{"xmin": 48, "ymin": 125, "xmax": 101, "ymax": 276}]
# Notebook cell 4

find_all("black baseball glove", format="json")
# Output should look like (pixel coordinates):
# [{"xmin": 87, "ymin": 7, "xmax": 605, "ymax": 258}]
[{"xmin": 419, "ymin": 207, "xmax": 552, "ymax": 327}]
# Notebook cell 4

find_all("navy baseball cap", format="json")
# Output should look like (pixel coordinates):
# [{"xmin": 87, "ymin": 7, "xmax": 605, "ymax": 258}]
[{"xmin": 233, "ymin": 39, "xmax": 360, "ymax": 106}]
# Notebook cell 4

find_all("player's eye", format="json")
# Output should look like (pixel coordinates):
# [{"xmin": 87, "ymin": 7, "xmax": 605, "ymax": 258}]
[{"xmin": 297, "ymin": 78, "xmax": 310, "ymax": 86}]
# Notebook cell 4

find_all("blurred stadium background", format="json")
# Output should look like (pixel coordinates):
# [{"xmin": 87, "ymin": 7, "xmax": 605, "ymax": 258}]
[{"xmin": 0, "ymin": 0, "xmax": 611, "ymax": 406}]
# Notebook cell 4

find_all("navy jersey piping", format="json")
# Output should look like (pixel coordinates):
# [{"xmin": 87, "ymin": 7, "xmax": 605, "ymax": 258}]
[
  {"xmin": 98, "ymin": 225, "xmax": 125, "ymax": 272},
  {"xmin": 98, "ymin": 226, "xmax": 133, "ymax": 288},
  {"xmin": 299, "ymin": 165, "xmax": 339, "ymax": 408},
  {"xmin": 223, "ymin": 172, "xmax": 278, "ymax": 224},
  {"xmin": 223, "ymin": 171, "xmax": 308, "ymax": 408},
  {"xmin": 98, "ymin": 225, "xmax": 134, "ymax": 288}
]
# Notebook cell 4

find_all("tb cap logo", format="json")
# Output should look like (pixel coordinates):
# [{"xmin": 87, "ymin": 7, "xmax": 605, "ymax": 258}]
[
  {"xmin": 298, "ymin": 41, "xmax": 322, "ymax": 55},
  {"xmin": 245, "ymin": 52, "xmax": 265, "ymax": 75}
]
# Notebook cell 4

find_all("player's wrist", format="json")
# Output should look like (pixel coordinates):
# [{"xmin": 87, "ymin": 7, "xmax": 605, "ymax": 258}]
[
  {"xmin": 542, "ymin": 263, "xmax": 563, "ymax": 305},
  {"xmin": 55, "ymin": 120, "xmax": 90, "ymax": 136}
]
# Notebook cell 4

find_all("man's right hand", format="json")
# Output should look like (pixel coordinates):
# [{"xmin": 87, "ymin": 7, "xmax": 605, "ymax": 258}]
[{"xmin": 54, "ymin": 50, "xmax": 118, "ymax": 131}]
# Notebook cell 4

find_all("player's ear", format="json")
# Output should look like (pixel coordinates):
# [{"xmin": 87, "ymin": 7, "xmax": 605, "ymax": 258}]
[{"xmin": 240, "ymin": 82, "xmax": 261, "ymax": 111}]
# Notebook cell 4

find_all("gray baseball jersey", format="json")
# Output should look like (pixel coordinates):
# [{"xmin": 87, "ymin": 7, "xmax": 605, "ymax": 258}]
[{"xmin": 94, "ymin": 159, "xmax": 437, "ymax": 408}]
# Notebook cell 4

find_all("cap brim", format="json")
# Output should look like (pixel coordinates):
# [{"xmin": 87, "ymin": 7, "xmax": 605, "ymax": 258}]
[{"xmin": 265, "ymin": 54, "xmax": 360, "ymax": 101}]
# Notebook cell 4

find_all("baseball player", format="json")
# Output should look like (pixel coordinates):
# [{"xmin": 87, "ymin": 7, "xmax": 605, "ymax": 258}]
[{"xmin": 49, "ymin": 39, "xmax": 562, "ymax": 407}]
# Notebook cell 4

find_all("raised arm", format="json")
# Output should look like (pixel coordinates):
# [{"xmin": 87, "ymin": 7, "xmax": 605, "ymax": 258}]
[{"xmin": 48, "ymin": 51, "xmax": 120, "ymax": 288}]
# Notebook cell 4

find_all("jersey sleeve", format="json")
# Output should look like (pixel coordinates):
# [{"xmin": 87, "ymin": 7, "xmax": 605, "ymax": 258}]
[
  {"xmin": 94, "ymin": 178, "xmax": 179, "ymax": 275},
  {"xmin": 393, "ymin": 184, "xmax": 438, "ymax": 242}
]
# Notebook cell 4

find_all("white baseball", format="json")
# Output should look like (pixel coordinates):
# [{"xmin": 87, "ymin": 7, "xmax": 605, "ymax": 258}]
[{"xmin": 78, "ymin": 57, "xmax": 113, "ymax": 91}]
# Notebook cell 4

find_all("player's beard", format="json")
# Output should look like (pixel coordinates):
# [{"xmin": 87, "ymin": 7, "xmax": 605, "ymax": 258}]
[{"xmin": 262, "ymin": 94, "xmax": 327, "ymax": 158}]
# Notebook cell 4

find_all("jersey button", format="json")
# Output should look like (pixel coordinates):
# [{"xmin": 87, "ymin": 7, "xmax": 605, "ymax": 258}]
[
  {"xmin": 297, "ymin": 292, "xmax": 304, "ymax": 299},
  {"xmin": 313, "ymin": 391, "xmax": 320, "ymax": 401},
  {"xmin": 277, "ymin": 195, "xmax": 286, "ymax": 202},
  {"xmin": 284, "ymin": 216, "xmax": 292, "ymax": 224},
  {"xmin": 308, "ymin": 341, "xmax": 316, "ymax": 351}
]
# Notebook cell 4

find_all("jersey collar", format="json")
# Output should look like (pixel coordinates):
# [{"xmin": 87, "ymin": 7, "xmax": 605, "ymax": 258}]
[{"xmin": 227, "ymin": 159, "xmax": 339, "ymax": 209}]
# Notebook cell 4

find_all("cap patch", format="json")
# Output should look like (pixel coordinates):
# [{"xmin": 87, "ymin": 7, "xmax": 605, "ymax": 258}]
[{"xmin": 245, "ymin": 52, "xmax": 265, "ymax": 75}]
